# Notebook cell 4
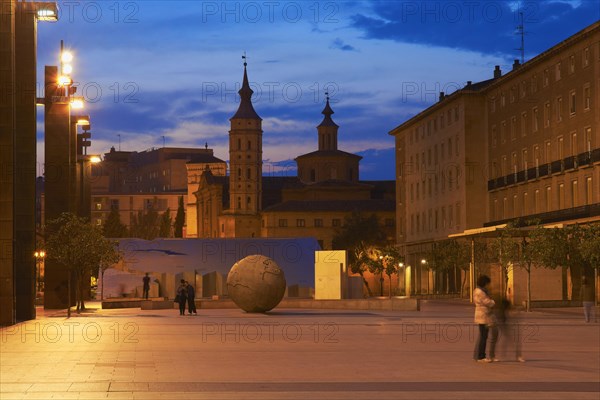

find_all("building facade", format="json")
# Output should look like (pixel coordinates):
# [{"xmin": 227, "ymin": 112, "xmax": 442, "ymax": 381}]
[{"xmin": 390, "ymin": 21, "xmax": 600, "ymax": 299}]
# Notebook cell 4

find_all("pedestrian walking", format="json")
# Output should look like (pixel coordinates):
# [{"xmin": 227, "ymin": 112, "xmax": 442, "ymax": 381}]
[
  {"xmin": 186, "ymin": 281, "xmax": 197, "ymax": 315},
  {"xmin": 580, "ymin": 276, "xmax": 596, "ymax": 323},
  {"xmin": 175, "ymin": 279, "xmax": 187, "ymax": 316},
  {"xmin": 142, "ymin": 273, "xmax": 151, "ymax": 299},
  {"xmin": 488, "ymin": 296, "xmax": 525, "ymax": 362},
  {"xmin": 473, "ymin": 275, "xmax": 495, "ymax": 363}
]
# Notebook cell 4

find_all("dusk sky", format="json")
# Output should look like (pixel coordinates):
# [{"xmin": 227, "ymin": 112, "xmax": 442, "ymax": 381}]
[{"xmin": 35, "ymin": 0, "xmax": 600, "ymax": 180}]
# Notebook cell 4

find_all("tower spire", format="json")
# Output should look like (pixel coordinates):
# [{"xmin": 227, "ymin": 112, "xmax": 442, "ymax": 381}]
[
  {"xmin": 318, "ymin": 91, "xmax": 338, "ymax": 128},
  {"xmin": 231, "ymin": 53, "xmax": 261, "ymax": 120}
]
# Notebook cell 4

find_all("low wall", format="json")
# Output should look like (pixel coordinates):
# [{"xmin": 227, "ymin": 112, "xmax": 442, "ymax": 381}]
[
  {"xmin": 527, "ymin": 300, "xmax": 583, "ymax": 308},
  {"xmin": 102, "ymin": 297, "xmax": 421, "ymax": 311},
  {"xmin": 198, "ymin": 297, "xmax": 420, "ymax": 311}
]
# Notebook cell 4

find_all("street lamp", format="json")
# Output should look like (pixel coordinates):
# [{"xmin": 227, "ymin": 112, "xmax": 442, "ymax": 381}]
[
  {"xmin": 34, "ymin": 250, "xmax": 46, "ymax": 293},
  {"xmin": 379, "ymin": 255, "xmax": 385, "ymax": 297}
]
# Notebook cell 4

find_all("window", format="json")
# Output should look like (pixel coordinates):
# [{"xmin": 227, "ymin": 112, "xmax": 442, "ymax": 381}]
[
  {"xmin": 501, "ymin": 121, "xmax": 506, "ymax": 143},
  {"xmin": 410, "ymin": 215, "xmax": 414, "ymax": 234},
  {"xmin": 545, "ymin": 141, "xmax": 552, "ymax": 163},
  {"xmin": 583, "ymin": 47, "xmax": 590, "ymax": 67},
  {"xmin": 511, "ymin": 116, "xmax": 517, "ymax": 140},
  {"xmin": 555, "ymin": 62, "xmax": 561, "ymax": 81},
  {"xmin": 544, "ymin": 102, "xmax": 551, "ymax": 127},
  {"xmin": 520, "ymin": 81, "xmax": 527, "ymax": 98},
  {"xmin": 449, "ymin": 205, "xmax": 454, "ymax": 227},
  {"xmin": 454, "ymin": 107, "xmax": 459, "ymax": 121},
  {"xmin": 247, "ymin": 140, "xmax": 252, "ymax": 150},
  {"xmin": 247, "ymin": 168, "xmax": 251, "ymax": 179},
  {"xmin": 558, "ymin": 183, "xmax": 565, "ymax": 209},
  {"xmin": 571, "ymin": 132, "xmax": 577, "ymax": 156},
  {"xmin": 246, "ymin": 196, "xmax": 251, "ymax": 205},
  {"xmin": 513, "ymin": 195, "xmax": 518, "ymax": 216},
  {"xmin": 410, "ymin": 183, "xmax": 414, "ymax": 201},
  {"xmin": 532, "ymin": 107, "xmax": 539, "ymax": 132},
  {"xmin": 416, "ymin": 182, "xmax": 420, "ymax": 200},
  {"xmin": 522, "ymin": 149, "xmax": 528, "ymax": 170},
  {"xmin": 110, "ymin": 199, "xmax": 119, "ymax": 210},
  {"xmin": 569, "ymin": 55, "xmax": 575, "ymax": 74},
  {"xmin": 237, "ymin": 138, "xmax": 241, "ymax": 150},
  {"xmin": 332, "ymin": 219, "xmax": 341, "ymax": 227},
  {"xmin": 546, "ymin": 187, "xmax": 552, "ymax": 212},
  {"xmin": 543, "ymin": 69, "xmax": 549, "ymax": 87},
  {"xmin": 571, "ymin": 180, "xmax": 578, "ymax": 207},
  {"xmin": 531, "ymin": 74, "xmax": 538, "ymax": 93},
  {"xmin": 586, "ymin": 177, "xmax": 593, "ymax": 205},
  {"xmin": 556, "ymin": 97, "xmax": 563, "ymax": 122},
  {"xmin": 96, "ymin": 219, "xmax": 102, "ymax": 226},
  {"xmin": 296, "ymin": 219, "xmax": 305, "ymax": 227},
  {"xmin": 500, "ymin": 93, "xmax": 506, "ymax": 107},
  {"xmin": 523, "ymin": 192, "xmax": 528, "ymax": 215},
  {"xmin": 448, "ymin": 138, "xmax": 452, "ymax": 157},
  {"xmin": 491, "ymin": 126, "xmax": 497, "ymax": 148},
  {"xmin": 278, "ymin": 219, "xmax": 288, "ymax": 227},
  {"xmin": 314, "ymin": 218, "xmax": 323, "ymax": 228},
  {"xmin": 448, "ymin": 170, "xmax": 453, "ymax": 190},
  {"xmin": 95, "ymin": 202, "xmax": 102, "ymax": 211},
  {"xmin": 584, "ymin": 85, "xmax": 591, "ymax": 111},
  {"xmin": 237, "ymin": 197, "xmax": 241, "ymax": 209},
  {"xmin": 521, "ymin": 112, "xmax": 527, "ymax": 137},
  {"xmin": 569, "ymin": 90, "xmax": 576, "ymax": 115},
  {"xmin": 585, "ymin": 127, "xmax": 593, "ymax": 153},
  {"xmin": 558, "ymin": 137, "xmax": 564, "ymax": 159},
  {"xmin": 534, "ymin": 190, "xmax": 540, "ymax": 214},
  {"xmin": 416, "ymin": 214, "xmax": 420, "ymax": 233}
]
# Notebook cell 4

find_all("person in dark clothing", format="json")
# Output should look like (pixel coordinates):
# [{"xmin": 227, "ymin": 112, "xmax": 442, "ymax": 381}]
[
  {"xmin": 580, "ymin": 276, "xmax": 597, "ymax": 323},
  {"xmin": 176, "ymin": 280, "xmax": 187, "ymax": 316},
  {"xmin": 142, "ymin": 273, "xmax": 151, "ymax": 299},
  {"xmin": 473, "ymin": 275, "xmax": 495, "ymax": 362},
  {"xmin": 186, "ymin": 281, "xmax": 197, "ymax": 315}
]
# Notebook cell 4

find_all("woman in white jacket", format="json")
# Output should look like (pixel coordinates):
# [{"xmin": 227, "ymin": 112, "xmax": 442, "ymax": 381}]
[{"xmin": 473, "ymin": 275, "xmax": 495, "ymax": 362}]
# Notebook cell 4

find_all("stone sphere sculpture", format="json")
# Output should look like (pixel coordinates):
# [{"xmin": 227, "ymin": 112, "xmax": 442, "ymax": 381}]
[{"xmin": 226, "ymin": 255, "xmax": 286, "ymax": 313}]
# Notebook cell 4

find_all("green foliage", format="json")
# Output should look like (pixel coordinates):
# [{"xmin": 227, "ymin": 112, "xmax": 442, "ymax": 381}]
[
  {"xmin": 174, "ymin": 196, "xmax": 185, "ymax": 238},
  {"xmin": 580, "ymin": 223, "xmax": 600, "ymax": 270},
  {"xmin": 129, "ymin": 208, "xmax": 159, "ymax": 240},
  {"xmin": 46, "ymin": 213, "xmax": 121, "ymax": 311},
  {"xmin": 158, "ymin": 208, "xmax": 172, "ymax": 238},
  {"xmin": 332, "ymin": 212, "xmax": 387, "ymax": 270},
  {"xmin": 102, "ymin": 208, "xmax": 127, "ymax": 238},
  {"xmin": 428, "ymin": 239, "xmax": 471, "ymax": 272}
]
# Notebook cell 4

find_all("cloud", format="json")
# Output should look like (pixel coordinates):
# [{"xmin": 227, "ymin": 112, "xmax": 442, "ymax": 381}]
[
  {"xmin": 350, "ymin": 0, "xmax": 598, "ymax": 57},
  {"xmin": 330, "ymin": 38, "xmax": 358, "ymax": 51}
]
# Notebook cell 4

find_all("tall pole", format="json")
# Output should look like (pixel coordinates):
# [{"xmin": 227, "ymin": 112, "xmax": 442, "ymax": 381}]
[{"xmin": 470, "ymin": 238, "xmax": 475, "ymax": 302}]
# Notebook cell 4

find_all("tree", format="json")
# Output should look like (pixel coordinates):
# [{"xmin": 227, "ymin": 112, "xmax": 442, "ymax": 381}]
[
  {"xmin": 490, "ymin": 224, "xmax": 521, "ymax": 297},
  {"xmin": 174, "ymin": 196, "xmax": 185, "ymax": 238},
  {"xmin": 379, "ymin": 245, "xmax": 402, "ymax": 297},
  {"xmin": 103, "ymin": 208, "xmax": 127, "ymax": 238},
  {"xmin": 331, "ymin": 212, "xmax": 388, "ymax": 296},
  {"xmin": 536, "ymin": 224, "xmax": 587, "ymax": 300},
  {"xmin": 519, "ymin": 221, "xmax": 547, "ymax": 311},
  {"xmin": 129, "ymin": 209, "xmax": 159, "ymax": 240},
  {"xmin": 428, "ymin": 239, "xmax": 471, "ymax": 296},
  {"xmin": 159, "ymin": 208, "xmax": 172, "ymax": 238},
  {"xmin": 46, "ymin": 213, "xmax": 121, "ymax": 315}
]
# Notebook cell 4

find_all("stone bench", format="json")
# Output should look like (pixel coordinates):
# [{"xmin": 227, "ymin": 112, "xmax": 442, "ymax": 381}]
[{"xmin": 141, "ymin": 300, "xmax": 176, "ymax": 310}]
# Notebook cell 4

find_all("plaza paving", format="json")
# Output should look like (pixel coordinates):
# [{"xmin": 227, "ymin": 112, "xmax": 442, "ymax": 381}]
[{"xmin": 1, "ymin": 299, "xmax": 598, "ymax": 400}]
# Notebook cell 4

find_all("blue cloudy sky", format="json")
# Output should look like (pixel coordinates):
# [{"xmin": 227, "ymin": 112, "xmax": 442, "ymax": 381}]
[{"xmin": 36, "ymin": 0, "xmax": 600, "ymax": 179}]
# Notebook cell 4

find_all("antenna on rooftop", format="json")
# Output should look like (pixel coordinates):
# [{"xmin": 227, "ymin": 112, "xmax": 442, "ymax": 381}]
[{"xmin": 515, "ymin": 8, "xmax": 526, "ymax": 64}]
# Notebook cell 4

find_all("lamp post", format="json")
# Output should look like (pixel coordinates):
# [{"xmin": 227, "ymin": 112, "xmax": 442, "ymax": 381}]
[
  {"xmin": 34, "ymin": 250, "xmax": 46, "ymax": 294},
  {"xmin": 379, "ymin": 255, "xmax": 385, "ymax": 297},
  {"xmin": 421, "ymin": 258, "xmax": 428, "ymax": 294},
  {"xmin": 43, "ymin": 40, "xmax": 88, "ymax": 310}
]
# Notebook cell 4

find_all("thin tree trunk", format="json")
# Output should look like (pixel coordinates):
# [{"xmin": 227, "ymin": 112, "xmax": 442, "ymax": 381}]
[
  {"xmin": 526, "ymin": 263, "xmax": 532, "ymax": 312},
  {"xmin": 359, "ymin": 272, "xmax": 372, "ymax": 297}
]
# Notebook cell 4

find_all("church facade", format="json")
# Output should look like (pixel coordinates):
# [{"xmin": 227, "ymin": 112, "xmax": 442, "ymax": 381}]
[{"xmin": 186, "ymin": 64, "xmax": 395, "ymax": 249}]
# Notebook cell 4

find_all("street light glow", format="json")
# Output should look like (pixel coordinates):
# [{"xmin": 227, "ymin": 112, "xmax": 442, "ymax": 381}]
[
  {"xmin": 61, "ymin": 51, "xmax": 73, "ymax": 63},
  {"xmin": 58, "ymin": 75, "xmax": 72, "ymax": 87},
  {"xmin": 70, "ymin": 97, "xmax": 84, "ymax": 109},
  {"xmin": 421, "ymin": 259, "xmax": 427, "ymax": 265},
  {"xmin": 89, "ymin": 156, "xmax": 102, "ymax": 163},
  {"xmin": 37, "ymin": 9, "xmax": 57, "ymax": 21},
  {"xmin": 62, "ymin": 64, "xmax": 73, "ymax": 74}
]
